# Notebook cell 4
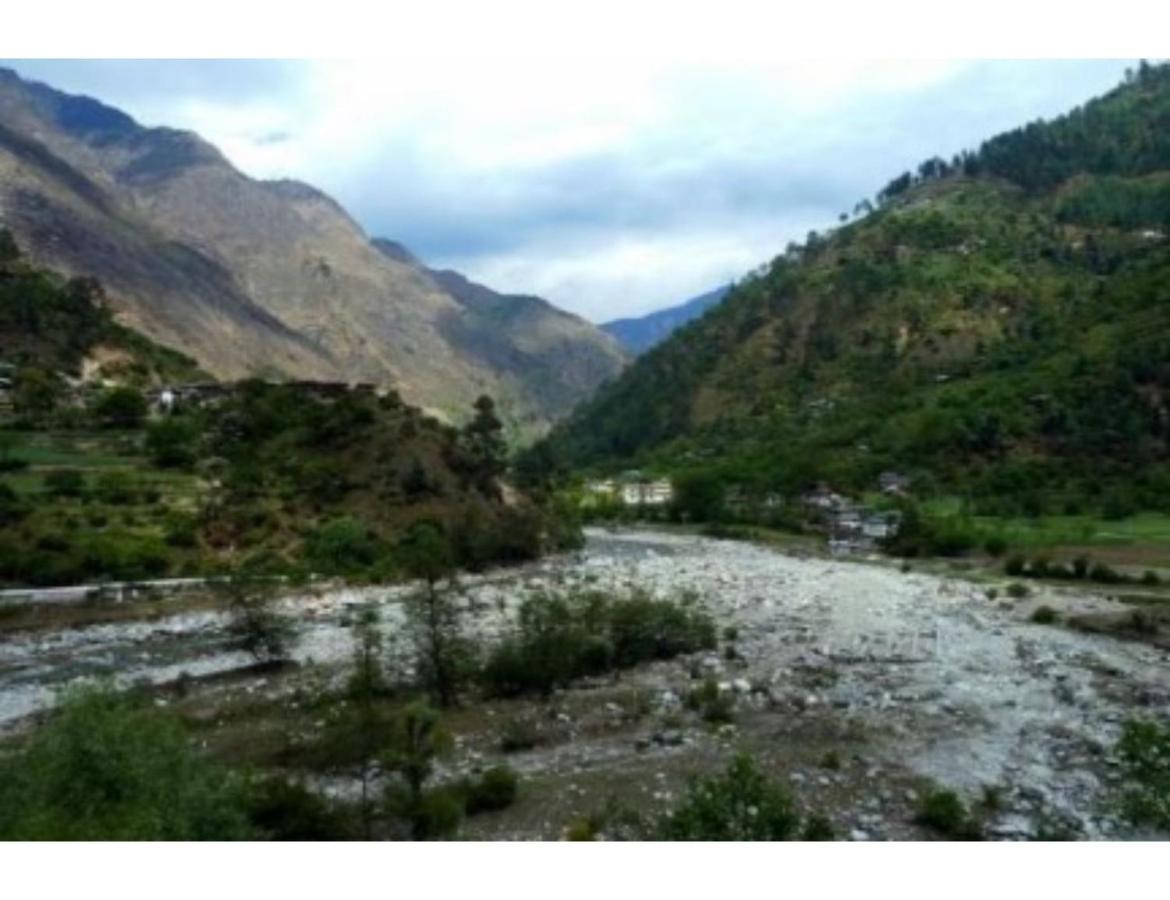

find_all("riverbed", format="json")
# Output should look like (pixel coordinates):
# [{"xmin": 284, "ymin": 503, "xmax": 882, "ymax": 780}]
[{"xmin": 3, "ymin": 527, "xmax": 1167, "ymax": 839}]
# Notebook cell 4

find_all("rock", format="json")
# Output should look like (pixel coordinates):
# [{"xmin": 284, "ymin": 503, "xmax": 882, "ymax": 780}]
[
  {"xmin": 732, "ymin": 678, "xmax": 752, "ymax": 694},
  {"xmin": 850, "ymin": 829, "xmax": 870, "ymax": 841}
]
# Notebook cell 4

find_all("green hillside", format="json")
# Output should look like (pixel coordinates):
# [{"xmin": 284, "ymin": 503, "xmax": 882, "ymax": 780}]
[
  {"xmin": 1, "ymin": 228, "xmax": 204, "ymax": 386},
  {"xmin": 537, "ymin": 62, "xmax": 1170, "ymax": 520}
]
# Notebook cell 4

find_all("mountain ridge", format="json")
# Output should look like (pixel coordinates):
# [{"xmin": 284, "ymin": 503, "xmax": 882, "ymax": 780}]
[
  {"xmin": 0, "ymin": 66, "xmax": 624, "ymax": 433},
  {"xmin": 601, "ymin": 285, "xmax": 730, "ymax": 354},
  {"xmin": 537, "ymin": 62, "xmax": 1170, "ymax": 518}
]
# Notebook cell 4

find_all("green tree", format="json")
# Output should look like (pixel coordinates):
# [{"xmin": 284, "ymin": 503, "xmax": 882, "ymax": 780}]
[
  {"xmin": 672, "ymin": 470, "xmax": 725, "ymax": 522},
  {"xmin": 11, "ymin": 366, "xmax": 63, "ymax": 423},
  {"xmin": 145, "ymin": 416, "xmax": 201, "ymax": 469},
  {"xmin": 382, "ymin": 702, "xmax": 457, "ymax": 839},
  {"xmin": 0, "ymin": 684, "xmax": 251, "ymax": 840},
  {"xmin": 398, "ymin": 522, "xmax": 471, "ymax": 707},
  {"xmin": 461, "ymin": 394, "xmax": 506, "ymax": 498},
  {"xmin": 92, "ymin": 386, "xmax": 147, "ymax": 429},
  {"xmin": 222, "ymin": 574, "xmax": 294, "ymax": 664}
]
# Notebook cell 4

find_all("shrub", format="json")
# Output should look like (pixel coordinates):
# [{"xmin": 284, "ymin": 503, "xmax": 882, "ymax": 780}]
[
  {"xmin": 983, "ymin": 535, "xmax": 1008, "ymax": 557},
  {"xmin": 94, "ymin": 470, "xmax": 140, "ymax": 505},
  {"xmin": 1004, "ymin": 555, "xmax": 1027, "ymax": 577},
  {"xmin": 92, "ymin": 386, "xmax": 147, "ymax": 429},
  {"xmin": 223, "ymin": 578, "xmax": 295, "ymax": 663},
  {"xmin": 686, "ymin": 678, "xmax": 735, "ymax": 725},
  {"xmin": 145, "ymin": 417, "xmax": 200, "ymax": 469},
  {"xmin": 305, "ymin": 516, "xmax": 380, "ymax": 576},
  {"xmin": 246, "ymin": 777, "xmax": 349, "ymax": 840},
  {"xmin": 482, "ymin": 588, "xmax": 715, "ymax": 697},
  {"xmin": 500, "ymin": 718, "xmax": 539, "ymax": 753},
  {"xmin": 43, "ymin": 467, "xmax": 86, "ymax": 498},
  {"xmin": 1141, "ymin": 570, "xmax": 1162, "ymax": 586},
  {"xmin": 801, "ymin": 814, "xmax": 836, "ymax": 840},
  {"xmin": 1090, "ymin": 562, "xmax": 1125, "ymax": 584},
  {"xmin": 1072, "ymin": 555, "xmax": 1091, "ymax": 579},
  {"xmin": 1114, "ymin": 718, "xmax": 1170, "ymax": 829},
  {"xmin": 461, "ymin": 765, "xmax": 518, "ymax": 815},
  {"xmin": 656, "ymin": 754, "xmax": 803, "ymax": 840},
  {"xmin": 1030, "ymin": 605, "xmax": 1060, "ymax": 624},
  {"xmin": 1006, "ymin": 582, "xmax": 1031, "ymax": 599},
  {"xmin": 915, "ymin": 788, "xmax": 981, "ymax": 839},
  {"xmin": 0, "ymin": 684, "xmax": 251, "ymax": 840}
]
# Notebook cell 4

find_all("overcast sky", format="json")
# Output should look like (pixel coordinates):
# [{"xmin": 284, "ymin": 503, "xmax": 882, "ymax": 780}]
[{"xmin": 2, "ymin": 58, "xmax": 1135, "ymax": 322}]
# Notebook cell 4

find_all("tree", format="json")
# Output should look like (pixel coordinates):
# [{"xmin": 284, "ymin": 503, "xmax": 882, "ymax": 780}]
[
  {"xmin": 398, "ymin": 522, "xmax": 473, "ymax": 707},
  {"xmin": 222, "ymin": 575, "xmax": 294, "ymax": 665},
  {"xmin": 0, "ymin": 684, "xmax": 251, "ymax": 840},
  {"xmin": 381, "ymin": 701, "xmax": 457, "ymax": 839},
  {"xmin": 461, "ymin": 394, "xmax": 506, "ymax": 498},
  {"xmin": 344, "ymin": 606, "xmax": 391, "ymax": 837},
  {"xmin": 145, "ymin": 416, "xmax": 200, "ymax": 469},
  {"xmin": 11, "ymin": 366, "xmax": 63, "ymax": 423},
  {"xmin": 92, "ymin": 386, "xmax": 147, "ymax": 429},
  {"xmin": 0, "ymin": 228, "xmax": 19, "ymax": 264},
  {"xmin": 672, "ymin": 470, "xmax": 725, "ymax": 523}
]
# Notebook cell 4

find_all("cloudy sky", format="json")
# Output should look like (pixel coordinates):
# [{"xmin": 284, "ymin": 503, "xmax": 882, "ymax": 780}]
[{"xmin": 2, "ymin": 58, "xmax": 1136, "ymax": 321}]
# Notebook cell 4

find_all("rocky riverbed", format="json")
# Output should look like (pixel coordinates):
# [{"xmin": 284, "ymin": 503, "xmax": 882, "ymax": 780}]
[{"xmin": 2, "ymin": 527, "xmax": 1168, "ymax": 840}]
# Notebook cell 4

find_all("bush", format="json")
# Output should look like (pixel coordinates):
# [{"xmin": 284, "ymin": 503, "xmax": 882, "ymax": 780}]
[
  {"xmin": 1090, "ymin": 562, "xmax": 1125, "ymax": 585},
  {"xmin": 43, "ymin": 467, "xmax": 86, "ymax": 498},
  {"xmin": 482, "ymin": 588, "xmax": 715, "ymax": 697},
  {"xmin": 499, "ymin": 718, "xmax": 540, "ymax": 753},
  {"xmin": 0, "ymin": 684, "xmax": 251, "ymax": 839},
  {"xmin": 92, "ymin": 386, "xmax": 147, "ymax": 429},
  {"xmin": 145, "ymin": 417, "xmax": 201, "ymax": 469},
  {"xmin": 1006, "ymin": 582, "xmax": 1030, "ymax": 599},
  {"xmin": 685, "ymin": 678, "xmax": 735, "ymax": 725},
  {"xmin": 1114, "ymin": 718, "xmax": 1170, "ymax": 829},
  {"xmin": 983, "ymin": 535, "xmax": 1008, "ymax": 557},
  {"xmin": 915, "ymin": 788, "xmax": 982, "ymax": 839},
  {"xmin": 94, "ymin": 470, "xmax": 140, "ymax": 505},
  {"xmin": 1004, "ymin": 555, "xmax": 1027, "ymax": 577},
  {"xmin": 461, "ymin": 766, "xmax": 519, "ymax": 815},
  {"xmin": 1072, "ymin": 555, "xmax": 1091, "ymax": 579},
  {"xmin": 305, "ymin": 516, "xmax": 380, "ymax": 576},
  {"xmin": 656, "ymin": 754, "xmax": 804, "ymax": 840},
  {"xmin": 246, "ymin": 777, "xmax": 349, "ymax": 840},
  {"xmin": 1141, "ymin": 570, "xmax": 1162, "ymax": 586},
  {"xmin": 1030, "ymin": 605, "xmax": 1060, "ymax": 624}
]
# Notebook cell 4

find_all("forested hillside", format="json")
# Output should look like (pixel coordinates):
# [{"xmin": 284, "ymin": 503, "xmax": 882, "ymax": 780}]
[{"xmin": 538, "ymin": 62, "xmax": 1170, "ymax": 518}]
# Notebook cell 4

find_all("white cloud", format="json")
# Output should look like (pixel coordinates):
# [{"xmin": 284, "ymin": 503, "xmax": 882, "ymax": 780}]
[{"xmin": 2, "ymin": 58, "xmax": 1136, "ymax": 321}]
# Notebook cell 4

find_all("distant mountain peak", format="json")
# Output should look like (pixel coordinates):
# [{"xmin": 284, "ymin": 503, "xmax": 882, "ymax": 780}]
[{"xmin": 602, "ymin": 285, "xmax": 731, "ymax": 354}]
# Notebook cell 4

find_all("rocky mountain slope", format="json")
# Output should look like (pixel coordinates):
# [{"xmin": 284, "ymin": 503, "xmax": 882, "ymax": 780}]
[
  {"xmin": 542, "ymin": 63, "xmax": 1170, "ymax": 516},
  {"xmin": 601, "ymin": 285, "xmax": 729, "ymax": 354},
  {"xmin": 0, "ymin": 67, "xmax": 625, "ymax": 432}
]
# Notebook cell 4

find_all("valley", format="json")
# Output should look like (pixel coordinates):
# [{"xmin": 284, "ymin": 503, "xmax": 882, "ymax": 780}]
[{"xmin": 2, "ymin": 528, "xmax": 1167, "ymax": 840}]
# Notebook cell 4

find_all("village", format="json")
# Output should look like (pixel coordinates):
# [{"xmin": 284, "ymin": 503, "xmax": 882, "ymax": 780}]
[{"xmin": 582, "ymin": 470, "xmax": 907, "ymax": 553}]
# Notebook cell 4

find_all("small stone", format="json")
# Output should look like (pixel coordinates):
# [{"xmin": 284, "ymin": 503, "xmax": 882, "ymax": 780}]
[{"xmin": 850, "ymin": 829, "xmax": 870, "ymax": 841}]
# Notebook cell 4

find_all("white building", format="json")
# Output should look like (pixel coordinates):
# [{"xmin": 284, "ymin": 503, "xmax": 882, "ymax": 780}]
[{"xmin": 621, "ymin": 479, "xmax": 674, "ymax": 506}]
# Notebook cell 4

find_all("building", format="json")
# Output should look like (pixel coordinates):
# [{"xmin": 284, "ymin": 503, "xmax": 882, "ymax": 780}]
[
  {"xmin": 878, "ymin": 470, "xmax": 911, "ymax": 496},
  {"xmin": 621, "ymin": 479, "xmax": 673, "ymax": 506}
]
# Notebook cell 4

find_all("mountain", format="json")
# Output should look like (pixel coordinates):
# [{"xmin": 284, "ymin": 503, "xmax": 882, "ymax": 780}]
[
  {"xmin": 601, "ymin": 285, "xmax": 730, "ymax": 354},
  {"xmin": 0, "ymin": 228, "xmax": 203, "ymax": 386},
  {"xmin": 372, "ymin": 250, "xmax": 629, "ymax": 440},
  {"xmin": 0, "ymin": 67, "xmax": 625, "ymax": 433},
  {"xmin": 540, "ymin": 62, "xmax": 1170, "ymax": 518}
]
